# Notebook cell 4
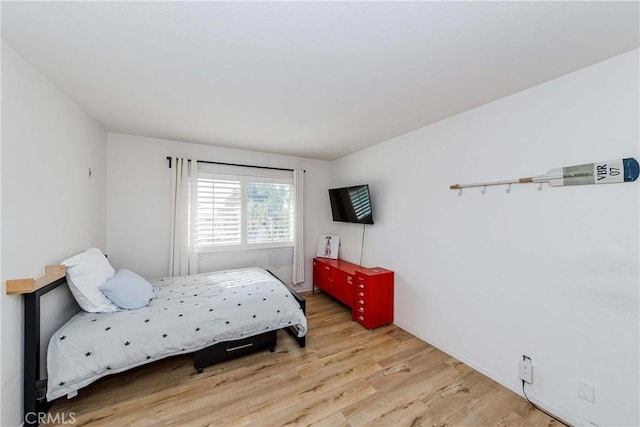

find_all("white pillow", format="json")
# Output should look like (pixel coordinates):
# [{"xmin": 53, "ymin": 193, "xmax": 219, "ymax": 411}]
[{"xmin": 62, "ymin": 248, "xmax": 119, "ymax": 313}]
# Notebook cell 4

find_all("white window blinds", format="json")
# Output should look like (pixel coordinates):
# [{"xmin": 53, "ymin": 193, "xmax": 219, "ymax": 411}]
[
  {"xmin": 196, "ymin": 177, "xmax": 242, "ymax": 247},
  {"xmin": 196, "ymin": 165, "xmax": 294, "ymax": 251}
]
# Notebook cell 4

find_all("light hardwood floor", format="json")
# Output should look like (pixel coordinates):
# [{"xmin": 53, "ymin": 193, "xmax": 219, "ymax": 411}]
[{"xmin": 48, "ymin": 292, "xmax": 559, "ymax": 426}]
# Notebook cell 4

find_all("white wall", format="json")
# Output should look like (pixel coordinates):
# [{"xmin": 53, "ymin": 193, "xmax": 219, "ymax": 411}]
[
  {"xmin": 0, "ymin": 44, "xmax": 4, "ymax": 425},
  {"xmin": 1, "ymin": 42, "xmax": 108, "ymax": 426},
  {"xmin": 107, "ymin": 133, "xmax": 332, "ymax": 290},
  {"xmin": 330, "ymin": 49, "xmax": 639, "ymax": 426}
]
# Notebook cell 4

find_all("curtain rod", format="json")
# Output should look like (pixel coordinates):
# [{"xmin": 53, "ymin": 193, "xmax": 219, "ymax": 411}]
[{"xmin": 166, "ymin": 157, "xmax": 304, "ymax": 173}]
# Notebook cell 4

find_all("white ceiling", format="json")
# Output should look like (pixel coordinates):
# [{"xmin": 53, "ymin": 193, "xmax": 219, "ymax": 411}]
[{"xmin": 2, "ymin": 2, "xmax": 638, "ymax": 161}]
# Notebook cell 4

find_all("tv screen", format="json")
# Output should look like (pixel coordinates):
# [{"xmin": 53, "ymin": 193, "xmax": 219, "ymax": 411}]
[{"xmin": 328, "ymin": 185, "xmax": 374, "ymax": 225}]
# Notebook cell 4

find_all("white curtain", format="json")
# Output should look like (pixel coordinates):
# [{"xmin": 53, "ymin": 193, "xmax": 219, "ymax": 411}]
[
  {"xmin": 169, "ymin": 157, "xmax": 198, "ymax": 276},
  {"xmin": 292, "ymin": 169, "xmax": 305, "ymax": 285}
]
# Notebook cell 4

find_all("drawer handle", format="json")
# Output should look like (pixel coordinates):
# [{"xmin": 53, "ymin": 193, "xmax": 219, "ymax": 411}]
[
  {"xmin": 324, "ymin": 266, "xmax": 330, "ymax": 270},
  {"xmin": 358, "ymin": 300, "xmax": 364, "ymax": 305},
  {"xmin": 358, "ymin": 284, "xmax": 364, "ymax": 288},
  {"xmin": 359, "ymin": 316, "xmax": 365, "ymax": 321},
  {"xmin": 358, "ymin": 292, "xmax": 364, "ymax": 297},
  {"xmin": 359, "ymin": 307, "xmax": 365, "ymax": 313},
  {"xmin": 226, "ymin": 342, "xmax": 253, "ymax": 352}
]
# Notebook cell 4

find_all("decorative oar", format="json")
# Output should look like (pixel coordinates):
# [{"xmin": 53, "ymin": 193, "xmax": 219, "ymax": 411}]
[{"xmin": 450, "ymin": 158, "xmax": 639, "ymax": 193}]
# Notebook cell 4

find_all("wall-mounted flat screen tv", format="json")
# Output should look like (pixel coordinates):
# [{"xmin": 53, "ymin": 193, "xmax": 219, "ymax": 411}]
[{"xmin": 328, "ymin": 184, "xmax": 374, "ymax": 225}]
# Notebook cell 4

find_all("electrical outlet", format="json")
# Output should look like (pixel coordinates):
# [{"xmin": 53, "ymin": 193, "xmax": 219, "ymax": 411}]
[
  {"xmin": 519, "ymin": 355, "xmax": 533, "ymax": 384},
  {"xmin": 578, "ymin": 379, "xmax": 595, "ymax": 403}
]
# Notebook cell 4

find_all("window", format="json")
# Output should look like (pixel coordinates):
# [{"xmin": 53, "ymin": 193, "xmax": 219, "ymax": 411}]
[
  {"xmin": 195, "ymin": 165, "xmax": 294, "ymax": 251},
  {"xmin": 246, "ymin": 181, "xmax": 293, "ymax": 244}
]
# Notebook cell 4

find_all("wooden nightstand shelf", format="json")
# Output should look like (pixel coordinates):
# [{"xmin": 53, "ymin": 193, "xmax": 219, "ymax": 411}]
[{"xmin": 313, "ymin": 257, "xmax": 394, "ymax": 329}]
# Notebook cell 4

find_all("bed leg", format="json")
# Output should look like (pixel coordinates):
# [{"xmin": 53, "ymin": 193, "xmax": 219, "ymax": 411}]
[{"xmin": 297, "ymin": 336, "xmax": 306, "ymax": 348}]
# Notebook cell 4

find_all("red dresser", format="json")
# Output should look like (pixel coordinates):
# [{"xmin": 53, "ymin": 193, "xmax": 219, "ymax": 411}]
[{"xmin": 313, "ymin": 257, "xmax": 394, "ymax": 329}]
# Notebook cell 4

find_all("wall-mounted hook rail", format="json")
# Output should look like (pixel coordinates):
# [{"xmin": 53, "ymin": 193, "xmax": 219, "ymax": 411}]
[
  {"xmin": 450, "ymin": 157, "xmax": 639, "ymax": 195},
  {"xmin": 450, "ymin": 178, "xmax": 525, "ymax": 193}
]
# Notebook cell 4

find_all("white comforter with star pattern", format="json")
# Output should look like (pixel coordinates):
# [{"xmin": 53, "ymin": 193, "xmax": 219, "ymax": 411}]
[{"xmin": 46, "ymin": 268, "xmax": 306, "ymax": 401}]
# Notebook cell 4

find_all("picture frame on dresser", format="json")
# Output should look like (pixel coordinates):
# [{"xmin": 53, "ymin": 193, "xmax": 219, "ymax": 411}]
[{"xmin": 316, "ymin": 235, "xmax": 339, "ymax": 259}]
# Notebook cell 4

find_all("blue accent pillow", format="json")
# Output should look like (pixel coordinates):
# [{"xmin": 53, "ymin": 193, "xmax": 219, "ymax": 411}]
[{"xmin": 99, "ymin": 269, "xmax": 157, "ymax": 310}]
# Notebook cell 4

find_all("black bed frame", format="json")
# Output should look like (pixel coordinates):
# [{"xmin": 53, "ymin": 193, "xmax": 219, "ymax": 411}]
[{"xmin": 22, "ymin": 270, "xmax": 306, "ymax": 426}]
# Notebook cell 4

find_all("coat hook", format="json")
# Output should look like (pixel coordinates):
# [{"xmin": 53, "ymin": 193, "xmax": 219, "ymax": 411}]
[
  {"xmin": 506, "ymin": 183, "xmax": 511, "ymax": 194},
  {"xmin": 481, "ymin": 185, "xmax": 487, "ymax": 195},
  {"xmin": 538, "ymin": 182, "xmax": 544, "ymax": 191},
  {"xmin": 458, "ymin": 188, "xmax": 463, "ymax": 196}
]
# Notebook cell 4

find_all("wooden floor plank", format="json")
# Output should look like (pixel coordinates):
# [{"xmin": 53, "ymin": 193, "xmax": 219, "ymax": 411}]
[{"xmin": 46, "ymin": 292, "xmax": 559, "ymax": 426}]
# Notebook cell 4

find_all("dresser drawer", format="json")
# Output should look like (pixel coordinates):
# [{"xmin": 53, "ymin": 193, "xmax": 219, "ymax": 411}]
[
  {"xmin": 355, "ymin": 313, "xmax": 375, "ymax": 329},
  {"xmin": 331, "ymin": 270, "xmax": 354, "ymax": 307},
  {"xmin": 356, "ymin": 274, "xmax": 368, "ymax": 283}
]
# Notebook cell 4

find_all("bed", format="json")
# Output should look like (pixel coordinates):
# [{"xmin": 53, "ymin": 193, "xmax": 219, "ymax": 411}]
[{"xmin": 17, "ymin": 265, "xmax": 306, "ymax": 426}]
